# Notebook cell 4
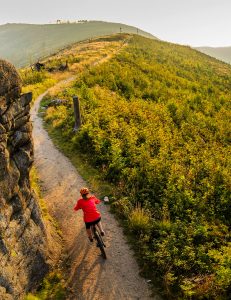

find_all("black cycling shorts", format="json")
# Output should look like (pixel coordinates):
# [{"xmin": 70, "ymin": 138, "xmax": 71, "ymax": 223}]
[{"xmin": 85, "ymin": 217, "xmax": 101, "ymax": 229}]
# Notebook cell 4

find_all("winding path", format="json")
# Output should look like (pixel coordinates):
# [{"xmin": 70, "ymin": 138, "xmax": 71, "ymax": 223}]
[{"xmin": 31, "ymin": 78, "xmax": 160, "ymax": 300}]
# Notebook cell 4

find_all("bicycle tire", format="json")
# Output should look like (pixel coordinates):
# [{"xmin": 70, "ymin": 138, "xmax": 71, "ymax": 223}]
[{"xmin": 94, "ymin": 230, "xmax": 107, "ymax": 259}]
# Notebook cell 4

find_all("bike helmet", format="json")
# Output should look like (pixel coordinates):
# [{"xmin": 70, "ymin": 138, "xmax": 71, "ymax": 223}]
[{"xmin": 80, "ymin": 187, "xmax": 89, "ymax": 195}]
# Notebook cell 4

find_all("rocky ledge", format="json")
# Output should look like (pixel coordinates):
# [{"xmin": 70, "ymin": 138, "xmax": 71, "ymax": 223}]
[{"xmin": 0, "ymin": 59, "xmax": 49, "ymax": 299}]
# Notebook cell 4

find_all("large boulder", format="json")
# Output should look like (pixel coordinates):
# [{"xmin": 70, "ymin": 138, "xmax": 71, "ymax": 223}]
[{"xmin": 0, "ymin": 59, "xmax": 22, "ymax": 98}]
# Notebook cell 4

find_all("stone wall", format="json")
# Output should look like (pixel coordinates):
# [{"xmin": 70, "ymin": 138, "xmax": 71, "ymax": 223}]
[{"xmin": 0, "ymin": 59, "xmax": 49, "ymax": 299}]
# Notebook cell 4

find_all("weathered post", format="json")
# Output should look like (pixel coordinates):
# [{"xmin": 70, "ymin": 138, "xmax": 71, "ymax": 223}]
[{"xmin": 73, "ymin": 95, "xmax": 81, "ymax": 131}]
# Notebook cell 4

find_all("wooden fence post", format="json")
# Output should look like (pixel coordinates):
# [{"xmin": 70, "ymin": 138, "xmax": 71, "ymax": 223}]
[{"xmin": 73, "ymin": 95, "xmax": 81, "ymax": 131}]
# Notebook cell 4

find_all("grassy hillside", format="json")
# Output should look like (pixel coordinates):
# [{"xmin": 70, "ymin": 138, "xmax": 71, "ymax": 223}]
[
  {"xmin": 20, "ymin": 34, "xmax": 129, "ymax": 101},
  {"xmin": 25, "ymin": 35, "xmax": 231, "ymax": 299},
  {"xmin": 0, "ymin": 21, "xmax": 156, "ymax": 68},
  {"xmin": 197, "ymin": 46, "xmax": 231, "ymax": 64}
]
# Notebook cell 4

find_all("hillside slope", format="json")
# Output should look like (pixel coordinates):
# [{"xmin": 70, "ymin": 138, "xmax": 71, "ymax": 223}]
[
  {"xmin": 0, "ymin": 21, "xmax": 156, "ymax": 68},
  {"xmin": 197, "ymin": 46, "xmax": 231, "ymax": 64},
  {"xmin": 40, "ymin": 35, "xmax": 231, "ymax": 299}
]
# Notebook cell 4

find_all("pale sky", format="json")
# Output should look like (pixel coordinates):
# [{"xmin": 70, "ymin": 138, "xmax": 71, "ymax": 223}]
[{"xmin": 0, "ymin": 0, "xmax": 230, "ymax": 47}]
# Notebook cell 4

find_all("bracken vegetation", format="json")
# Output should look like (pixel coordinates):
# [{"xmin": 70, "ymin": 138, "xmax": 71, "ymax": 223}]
[{"xmin": 40, "ymin": 35, "xmax": 230, "ymax": 299}]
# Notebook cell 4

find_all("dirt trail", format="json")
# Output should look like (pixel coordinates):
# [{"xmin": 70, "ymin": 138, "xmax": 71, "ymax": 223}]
[{"xmin": 31, "ymin": 77, "xmax": 160, "ymax": 300}]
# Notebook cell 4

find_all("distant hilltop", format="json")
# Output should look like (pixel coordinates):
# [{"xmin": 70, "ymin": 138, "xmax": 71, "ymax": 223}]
[
  {"xmin": 196, "ymin": 46, "xmax": 231, "ymax": 64},
  {"xmin": 0, "ymin": 21, "xmax": 157, "ymax": 68}
]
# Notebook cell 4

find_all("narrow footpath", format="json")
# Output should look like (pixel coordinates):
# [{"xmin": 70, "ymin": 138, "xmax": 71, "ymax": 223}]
[{"xmin": 31, "ymin": 80, "xmax": 160, "ymax": 300}]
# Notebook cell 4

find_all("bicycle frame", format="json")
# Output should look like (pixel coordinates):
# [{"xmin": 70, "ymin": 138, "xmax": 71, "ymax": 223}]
[{"xmin": 91, "ymin": 224, "xmax": 107, "ymax": 259}]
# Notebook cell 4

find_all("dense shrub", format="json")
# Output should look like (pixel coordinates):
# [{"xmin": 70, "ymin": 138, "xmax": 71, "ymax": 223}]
[{"xmin": 20, "ymin": 69, "xmax": 47, "ymax": 85}]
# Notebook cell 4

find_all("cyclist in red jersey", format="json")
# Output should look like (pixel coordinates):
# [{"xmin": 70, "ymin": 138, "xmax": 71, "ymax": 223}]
[{"xmin": 74, "ymin": 187, "xmax": 105, "ymax": 242}]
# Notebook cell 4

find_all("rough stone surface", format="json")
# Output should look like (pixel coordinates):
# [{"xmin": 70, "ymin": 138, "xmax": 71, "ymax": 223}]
[
  {"xmin": 0, "ymin": 59, "xmax": 21, "ymax": 98},
  {"xmin": 0, "ymin": 60, "xmax": 48, "ymax": 300}
]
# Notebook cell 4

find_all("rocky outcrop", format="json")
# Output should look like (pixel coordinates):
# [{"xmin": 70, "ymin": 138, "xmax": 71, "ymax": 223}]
[{"xmin": 0, "ymin": 60, "xmax": 49, "ymax": 299}]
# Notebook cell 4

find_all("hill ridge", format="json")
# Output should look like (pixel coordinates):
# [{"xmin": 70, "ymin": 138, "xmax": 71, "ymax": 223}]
[
  {"xmin": 0, "ymin": 21, "xmax": 156, "ymax": 68},
  {"xmin": 196, "ymin": 45, "xmax": 231, "ymax": 64}
]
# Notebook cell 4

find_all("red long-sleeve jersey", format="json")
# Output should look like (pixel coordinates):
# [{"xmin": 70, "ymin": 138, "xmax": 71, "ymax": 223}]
[{"xmin": 74, "ymin": 196, "xmax": 101, "ymax": 222}]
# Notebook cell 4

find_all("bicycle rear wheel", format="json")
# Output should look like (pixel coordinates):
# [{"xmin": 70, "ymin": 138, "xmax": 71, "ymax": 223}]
[{"xmin": 94, "ymin": 229, "xmax": 107, "ymax": 259}]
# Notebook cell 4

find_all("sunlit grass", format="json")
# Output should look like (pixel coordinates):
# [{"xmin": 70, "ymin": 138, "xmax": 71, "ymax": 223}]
[
  {"xmin": 128, "ymin": 203, "xmax": 151, "ymax": 234},
  {"xmin": 25, "ymin": 272, "xmax": 66, "ymax": 300}
]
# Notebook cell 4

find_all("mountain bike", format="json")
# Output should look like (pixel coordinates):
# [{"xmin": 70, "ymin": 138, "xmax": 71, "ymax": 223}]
[{"xmin": 91, "ymin": 224, "xmax": 107, "ymax": 259}]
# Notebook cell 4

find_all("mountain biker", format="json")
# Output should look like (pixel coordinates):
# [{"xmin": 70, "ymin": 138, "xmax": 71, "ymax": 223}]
[{"xmin": 74, "ymin": 187, "xmax": 105, "ymax": 242}]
